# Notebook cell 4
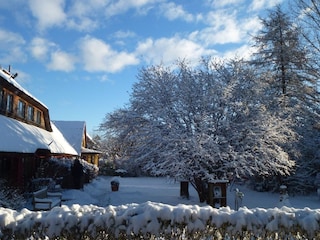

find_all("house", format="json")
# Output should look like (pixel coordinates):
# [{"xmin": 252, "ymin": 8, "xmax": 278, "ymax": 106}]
[
  {"xmin": 52, "ymin": 121, "xmax": 101, "ymax": 167},
  {"xmin": 0, "ymin": 66, "xmax": 78, "ymax": 188}
]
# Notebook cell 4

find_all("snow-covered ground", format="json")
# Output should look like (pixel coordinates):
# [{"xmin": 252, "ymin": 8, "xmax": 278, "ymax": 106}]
[{"xmin": 29, "ymin": 176, "xmax": 320, "ymax": 210}]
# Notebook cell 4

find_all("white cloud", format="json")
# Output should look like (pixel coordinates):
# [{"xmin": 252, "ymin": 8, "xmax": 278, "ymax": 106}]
[
  {"xmin": 0, "ymin": 29, "xmax": 26, "ymax": 64},
  {"xmin": 79, "ymin": 36, "xmax": 139, "ymax": 73},
  {"xmin": 221, "ymin": 44, "xmax": 255, "ymax": 60},
  {"xmin": 29, "ymin": 0, "xmax": 66, "ymax": 30},
  {"xmin": 135, "ymin": 36, "xmax": 216, "ymax": 66},
  {"xmin": 68, "ymin": 0, "xmax": 97, "ymax": 16},
  {"xmin": 67, "ymin": 17, "xmax": 98, "ymax": 32},
  {"xmin": 191, "ymin": 8, "xmax": 262, "ymax": 48},
  {"xmin": 1, "ymin": 47, "xmax": 27, "ymax": 65},
  {"xmin": 105, "ymin": 0, "xmax": 158, "ymax": 17},
  {"xmin": 29, "ymin": 37, "xmax": 55, "ymax": 61},
  {"xmin": 241, "ymin": 16, "xmax": 262, "ymax": 37},
  {"xmin": 113, "ymin": 30, "xmax": 136, "ymax": 39},
  {"xmin": 113, "ymin": 31, "xmax": 137, "ymax": 47},
  {"xmin": 195, "ymin": 10, "xmax": 242, "ymax": 45},
  {"xmin": 47, "ymin": 51, "xmax": 75, "ymax": 72},
  {"xmin": 209, "ymin": 0, "xmax": 245, "ymax": 8},
  {"xmin": 249, "ymin": 0, "xmax": 283, "ymax": 12},
  {"xmin": 160, "ymin": 2, "xmax": 194, "ymax": 22},
  {"xmin": 66, "ymin": 0, "xmax": 106, "ymax": 32},
  {"xmin": 29, "ymin": 38, "xmax": 76, "ymax": 72},
  {"xmin": 0, "ymin": 29, "xmax": 25, "ymax": 47}
]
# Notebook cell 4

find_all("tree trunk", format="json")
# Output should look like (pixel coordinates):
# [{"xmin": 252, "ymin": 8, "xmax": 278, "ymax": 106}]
[
  {"xmin": 193, "ymin": 177, "xmax": 208, "ymax": 203},
  {"xmin": 180, "ymin": 181, "xmax": 189, "ymax": 199}
]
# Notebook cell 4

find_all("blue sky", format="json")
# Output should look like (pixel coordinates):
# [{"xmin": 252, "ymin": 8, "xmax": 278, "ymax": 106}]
[{"xmin": 0, "ymin": 0, "xmax": 284, "ymax": 135}]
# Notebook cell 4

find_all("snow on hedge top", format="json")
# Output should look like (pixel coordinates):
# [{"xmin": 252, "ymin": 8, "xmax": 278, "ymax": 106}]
[
  {"xmin": 1, "ymin": 202, "xmax": 320, "ymax": 238},
  {"xmin": 0, "ymin": 115, "xmax": 77, "ymax": 155}
]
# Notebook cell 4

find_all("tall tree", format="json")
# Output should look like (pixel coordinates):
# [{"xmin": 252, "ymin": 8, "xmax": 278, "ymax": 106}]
[
  {"xmin": 252, "ymin": 5, "xmax": 320, "ymax": 193},
  {"xmin": 293, "ymin": 0, "xmax": 320, "ymax": 79},
  {"xmin": 100, "ymin": 59, "xmax": 296, "ymax": 202},
  {"xmin": 291, "ymin": 0, "xmax": 320, "ymax": 192},
  {"xmin": 252, "ymin": 5, "xmax": 317, "ymax": 105}
]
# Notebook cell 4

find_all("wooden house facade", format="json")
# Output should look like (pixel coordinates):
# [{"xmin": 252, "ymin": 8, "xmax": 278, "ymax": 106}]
[{"xmin": 0, "ymin": 67, "xmax": 78, "ymax": 188}]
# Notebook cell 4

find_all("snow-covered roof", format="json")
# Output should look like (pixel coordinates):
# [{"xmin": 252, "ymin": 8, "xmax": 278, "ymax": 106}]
[
  {"xmin": 52, "ymin": 120, "xmax": 86, "ymax": 155},
  {"xmin": 0, "ymin": 67, "xmax": 47, "ymax": 108},
  {"xmin": 0, "ymin": 115, "xmax": 77, "ymax": 155},
  {"xmin": 81, "ymin": 147, "xmax": 102, "ymax": 154}
]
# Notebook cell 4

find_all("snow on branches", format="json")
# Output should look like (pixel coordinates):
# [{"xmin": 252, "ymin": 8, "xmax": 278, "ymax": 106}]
[{"xmin": 101, "ymin": 59, "xmax": 296, "ymax": 182}]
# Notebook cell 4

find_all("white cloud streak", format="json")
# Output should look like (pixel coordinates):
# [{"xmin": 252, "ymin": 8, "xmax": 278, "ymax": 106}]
[
  {"xmin": 105, "ymin": 0, "xmax": 159, "ymax": 17},
  {"xmin": 29, "ymin": 37, "xmax": 54, "ymax": 61},
  {"xmin": 29, "ymin": 0, "xmax": 66, "ymax": 30},
  {"xmin": 249, "ymin": 0, "xmax": 283, "ymax": 12},
  {"xmin": 0, "ymin": 29, "xmax": 26, "ymax": 64},
  {"xmin": 47, "ymin": 51, "xmax": 75, "ymax": 72},
  {"xmin": 135, "ymin": 37, "xmax": 216, "ymax": 65},
  {"xmin": 160, "ymin": 2, "xmax": 194, "ymax": 22},
  {"xmin": 209, "ymin": 0, "xmax": 246, "ymax": 8},
  {"xmin": 79, "ymin": 36, "xmax": 139, "ymax": 73}
]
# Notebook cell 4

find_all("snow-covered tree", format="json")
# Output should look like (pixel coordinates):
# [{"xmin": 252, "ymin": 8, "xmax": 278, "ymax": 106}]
[
  {"xmin": 251, "ymin": 5, "xmax": 320, "ymax": 193},
  {"xmin": 252, "ymin": 5, "xmax": 318, "ymax": 107},
  {"xmin": 100, "ymin": 59, "xmax": 297, "ymax": 202},
  {"xmin": 293, "ymin": 0, "xmax": 320, "ymax": 80}
]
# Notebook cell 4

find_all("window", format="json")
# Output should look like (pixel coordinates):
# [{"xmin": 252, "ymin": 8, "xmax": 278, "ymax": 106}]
[
  {"xmin": 0, "ymin": 88, "xmax": 4, "ymax": 111},
  {"xmin": 36, "ymin": 110, "xmax": 42, "ymax": 125},
  {"xmin": 6, "ymin": 94, "xmax": 13, "ymax": 113},
  {"xmin": 17, "ymin": 100, "xmax": 26, "ymax": 118},
  {"xmin": 27, "ymin": 106, "xmax": 34, "ymax": 121}
]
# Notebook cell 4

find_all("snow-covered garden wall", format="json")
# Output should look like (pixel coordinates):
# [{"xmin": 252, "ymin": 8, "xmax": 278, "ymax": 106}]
[{"xmin": 1, "ymin": 202, "xmax": 320, "ymax": 239}]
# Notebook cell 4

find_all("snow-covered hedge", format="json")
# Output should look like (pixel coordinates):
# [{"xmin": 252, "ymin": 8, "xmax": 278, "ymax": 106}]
[
  {"xmin": 0, "ymin": 179, "xmax": 25, "ymax": 210},
  {"xmin": 1, "ymin": 202, "xmax": 320, "ymax": 239}
]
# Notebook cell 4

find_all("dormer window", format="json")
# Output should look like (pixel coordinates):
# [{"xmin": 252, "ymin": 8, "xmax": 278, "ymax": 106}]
[
  {"xmin": 6, "ymin": 94, "xmax": 13, "ymax": 113},
  {"xmin": 36, "ymin": 110, "xmax": 42, "ymax": 125},
  {"xmin": 27, "ymin": 105, "xmax": 34, "ymax": 121},
  {"xmin": 17, "ymin": 100, "xmax": 26, "ymax": 118},
  {"xmin": 0, "ymin": 88, "xmax": 4, "ymax": 112}
]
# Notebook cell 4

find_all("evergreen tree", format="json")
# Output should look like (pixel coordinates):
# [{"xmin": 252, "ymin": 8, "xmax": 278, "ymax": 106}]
[
  {"xmin": 293, "ymin": 0, "xmax": 320, "ymax": 80},
  {"xmin": 251, "ymin": 5, "xmax": 320, "ymax": 193},
  {"xmin": 252, "ymin": 5, "xmax": 316, "ymax": 102}
]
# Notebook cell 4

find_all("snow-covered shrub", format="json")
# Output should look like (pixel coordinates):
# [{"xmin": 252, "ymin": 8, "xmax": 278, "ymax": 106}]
[
  {"xmin": 81, "ymin": 160, "xmax": 99, "ymax": 182},
  {"xmin": 0, "ymin": 179, "xmax": 25, "ymax": 210},
  {"xmin": 110, "ymin": 176, "xmax": 120, "ymax": 186},
  {"xmin": 98, "ymin": 159, "xmax": 116, "ymax": 176},
  {"xmin": 49, "ymin": 158, "xmax": 99, "ymax": 183}
]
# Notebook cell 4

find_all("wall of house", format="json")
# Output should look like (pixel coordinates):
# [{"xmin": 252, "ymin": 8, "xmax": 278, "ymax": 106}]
[
  {"xmin": 0, "ymin": 154, "xmax": 40, "ymax": 189},
  {"xmin": 0, "ymin": 87, "xmax": 47, "ymax": 130},
  {"xmin": 82, "ymin": 154, "xmax": 99, "ymax": 166}
]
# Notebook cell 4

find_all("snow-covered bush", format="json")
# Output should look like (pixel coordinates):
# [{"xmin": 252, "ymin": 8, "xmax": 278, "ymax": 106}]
[
  {"xmin": 49, "ymin": 158, "xmax": 99, "ymax": 183},
  {"xmin": 0, "ymin": 179, "xmax": 25, "ymax": 210},
  {"xmin": 98, "ymin": 159, "xmax": 116, "ymax": 176},
  {"xmin": 81, "ymin": 160, "xmax": 99, "ymax": 181},
  {"xmin": 1, "ymin": 202, "xmax": 320, "ymax": 239}
]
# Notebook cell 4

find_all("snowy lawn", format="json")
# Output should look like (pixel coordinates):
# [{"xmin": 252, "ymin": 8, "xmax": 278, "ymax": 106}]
[{"xmin": 56, "ymin": 176, "xmax": 320, "ymax": 210}]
